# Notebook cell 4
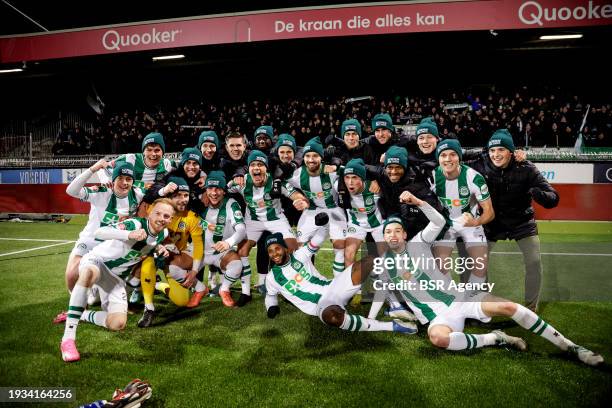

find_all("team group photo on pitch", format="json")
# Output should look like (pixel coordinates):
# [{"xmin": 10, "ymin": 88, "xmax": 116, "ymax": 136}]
[{"xmin": 55, "ymin": 118, "xmax": 604, "ymax": 368}]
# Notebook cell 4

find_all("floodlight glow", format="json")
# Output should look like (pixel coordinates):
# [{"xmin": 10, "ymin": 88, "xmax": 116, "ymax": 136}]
[
  {"xmin": 539, "ymin": 34, "xmax": 583, "ymax": 40},
  {"xmin": 0, "ymin": 68, "xmax": 23, "ymax": 73},
  {"xmin": 152, "ymin": 54, "xmax": 185, "ymax": 61}
]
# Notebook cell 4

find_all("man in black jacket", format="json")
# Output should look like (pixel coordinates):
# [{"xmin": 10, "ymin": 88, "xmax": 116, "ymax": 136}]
[
  {"xmin": 363, "ymin": 146, "xmax": 443, "ymax": 240},
  {"xmin": 325, "ymin": 119, "xmax": 377, "ymax": 166},
  {"xmin": 362, "ymin": 113, "xmax": 410, "ymax": 162},
  {"xmin": 468, "ymin": 129, "xmax": 559, "ymax": 312}
]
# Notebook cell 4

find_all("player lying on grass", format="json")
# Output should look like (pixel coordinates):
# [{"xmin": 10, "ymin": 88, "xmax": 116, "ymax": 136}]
[
  {"xmin": 59, "ymin": 199, "xmax": 174, "ymax": 362},
  {"xmin": 138, "ymin": 177, "xmax": 209, "ymax": 328},
  {"xmin": 264, "ymin": 212, "xmax": 417, "ymax": 335},
  {"xmin": 372, "ymin": 192, "xmax": 603, "ymax": 366}
]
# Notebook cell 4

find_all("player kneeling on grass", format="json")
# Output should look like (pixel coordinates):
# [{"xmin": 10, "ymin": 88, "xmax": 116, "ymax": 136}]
[
  {"xmin": 264, "ymin": 212, "xmax": 417, "ymax": 335},
  {"xmin": 138, "ymin": 177, "xmax": 209, "ymax": 328},
  {"xmin": 200, "ymin": 171, "xmax": 247, "ymax": 308},
  {"xmin": 64, "ymin": 160, "xmax": 144, "ymax": 294},
  {"xmin": 375, "ymin": 193, "xmax": 603, "ymax": 366},
  {"xmin": 59, "ymin": 199, "xmax": 174, "ymax": 362}
]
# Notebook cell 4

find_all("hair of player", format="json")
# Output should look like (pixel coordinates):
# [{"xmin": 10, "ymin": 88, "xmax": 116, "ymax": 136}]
[
  {"xmin": 226, "ymin": 131, "xmax": 247, "ymax": 145},
  {"xmin": 151, "ymin": 197, "xmax": 177, "ymax": 213}
]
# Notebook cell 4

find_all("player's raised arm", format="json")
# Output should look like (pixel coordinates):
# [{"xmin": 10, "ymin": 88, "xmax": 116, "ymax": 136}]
[
  {"xmin": 94, "ymin": 219, "xmax": 145, "ymax": 241},
  {"xmin": 66, "ymin": 159, "xmax": 110, "ymax": 198},
  {"xmin": 399, "ymin": 191, "xmax": 446, "ymax": 243}
]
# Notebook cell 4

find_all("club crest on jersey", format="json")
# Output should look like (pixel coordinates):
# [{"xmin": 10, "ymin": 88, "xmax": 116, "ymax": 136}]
[
  {"xmin": 218, "ymin": 216, "xmax": 226, "ymax": 224},
  {"xmin": 348, "ymin": 226, "xmax": 356, "ymax": 233},
  {"xmin": 365, "ymin": 197, "xmax": 373, "ymax": 205},
  {"xmin": 459, "ymin": 186, "xmax": 469, "ymax": 196},
  {"xmin": 129, "ymin": 204, "xmax": 138, "ymax": 213},
  {"xmin": 291, "ymin": 260, "xmax": 301, "ymax": 270},
  {"xmin": 264, "ymin": 193, "xmax": 272, "ymax": 200},
  {"xmin": 322, "ymin": 182, "xmax": 331, "ymax": 190},
  {"xmin": 178, "ymin": 221, "xmax": 186, "ymax": 230}
]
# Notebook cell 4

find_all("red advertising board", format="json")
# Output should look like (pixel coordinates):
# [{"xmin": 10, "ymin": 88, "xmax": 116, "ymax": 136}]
[
  {"xmin": 2, "ymin": 0, "xmax": 611, "ymax": 63},
  {"xmin": 1, "ymin": 183, "xmax": 611, "ymax": 221}
]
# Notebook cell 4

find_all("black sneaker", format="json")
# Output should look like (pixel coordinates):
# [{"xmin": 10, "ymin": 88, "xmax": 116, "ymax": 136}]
[
  {"xmin": 137, "ymin": 308, "xmax": 155, "ymax": 328},
  {"xmin": 236, "ymin": 294, "xmax": 252, "ymax": 307}
]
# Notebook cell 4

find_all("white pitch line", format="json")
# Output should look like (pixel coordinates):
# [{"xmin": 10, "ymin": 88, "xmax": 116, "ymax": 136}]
[
  {"xmin": 0, "ymin": 241, "xmax": 75, "ymax": 257},
  {"xmin": 0, "ymin": 238, "xmax": 74, "ymax": 242},
  {"xmin": 317, "ymin": 248, "xmax": 612, "ymax": 256}
]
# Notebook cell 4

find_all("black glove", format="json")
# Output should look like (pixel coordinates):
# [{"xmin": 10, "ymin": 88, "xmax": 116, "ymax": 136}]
[
  {"xmin": 271, "ymin": 178, "xmax": 282, "ymax": 199},
  {"xmin": 314, "ymin": 212, "xmax": 329, "ymax": 226},
  {"xmin": 267, "ymin": 305, "xmax": 280, "ymax": 319}
]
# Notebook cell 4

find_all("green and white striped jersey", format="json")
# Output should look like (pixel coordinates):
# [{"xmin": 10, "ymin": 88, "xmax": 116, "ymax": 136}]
[
  {"xmin": 200, "ymin": 197, "xmax": 245, "ymax": 255},
  {"xmin": 383, "ymin": 239, "xmax": 457, "ymax": 324},
  {"xmin": 115, "ymin": 153, "xmax": 175, "ymax": 189},
  {"xmin": 227, "ymin": 174, "xmax": 296, "ymax": 222},
  {"xmin": 91, "ymin": 217, "xmax": 168, "ymax": 279},
  {"xmin": 432, "ymin": 164, "xmax": 490, "ymax": 220},
  {"xmin": 77, "ymin": 186, "xmax": 144, "ymax": 241},
  {"xmin": 285, "ymin": 166, "xmax": 338, "ymax": 210},
  {"xmin": 265, "ymin": 244, "xmax": 331, "ymax": 316},
  {"xmin": 347, "ymin": 180, "xmax": 384, "ymax": 228}
]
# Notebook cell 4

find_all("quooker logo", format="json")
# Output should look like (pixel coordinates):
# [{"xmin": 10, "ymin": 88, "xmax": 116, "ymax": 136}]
[
  {"xmin": 518, "ymin": 1, "xmax": 612, "ymax": 26},
  {"xmin": 102, "ymin": 28, "xmax": 181, "ymax": 51}
]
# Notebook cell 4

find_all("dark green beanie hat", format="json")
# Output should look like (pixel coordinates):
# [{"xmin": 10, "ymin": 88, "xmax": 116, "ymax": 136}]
[
  {"xmin": 167, "ymin": 176, "xmax": 190, "ymax": 193},
  {"xmin": 372, "ymin": 113, "xmax": 394, "ymax": 132},
  {"xmin": 384, "ymin": 146, "xmax": 408, "ymax": 169},
  {"xmin": 247, "ymin": 150, "xmax": 269, "ymax": 167},
  {"xmin": 265, "ymin": 232, "xmax": 288, "ymax": 249},
  {"xmin": 198, "ymin": 131, "xmax": 220, "ymax": 149},
  {"xmin": 303, "ymin": 136, "xmax": 324, "ymax": 157},
  {"xmin": 254, "ymin": 126, "xmax": 274, "ymax": 140},
  {"xmin": 383, "ymin": 214, "xmax": 407, "ymax": 233},
  {"xmin": 142, "ymin": 132, "xmax": 165, "ymax": 153},
  {"xmin": 488, "ymin": 129, "xmax": 516, "ymax": 152},
  {"xmin": 112, "ymin": 161, "xmax": 135, "ymax": 182},
  {"xmin": 204, "ymin": 170, "xmax": 227, "ymax": 190},
  {"xmin": 416, "ymin": 117, "xmax": 439, "ymax": 138},
  {"xmin": 436, "ymin": 139, "xmax": 463, "ymax": 160},
  {"xmin": 180, "ymin": 147, "xmax": 203, "ymax": 167},
  {"xmin": 341, "ymin": 119, "xmax": 362, "ymax": 138},
  {"xmin": 275, "ymin": 134, "xmax": 297, "ymax": 152},
  {"xmin": 344, "ymin": 158, "xmax": 366, "ymax": 180}
]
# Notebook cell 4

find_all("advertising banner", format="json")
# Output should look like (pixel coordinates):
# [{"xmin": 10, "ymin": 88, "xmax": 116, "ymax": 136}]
[
  {"xmin": 0, "ymin": 169, "xmax": 62, "ymax": 184},
  {"xmin": 533, "ymin": 162, "xmax": 594, "ymax": 184},
  {"xmin": 594, "ymin": 162, "xmax": 612, "ymax": 183},
  {"xmin": 2, "ymin": 0, "xmax": 611, "ymax": 63}
]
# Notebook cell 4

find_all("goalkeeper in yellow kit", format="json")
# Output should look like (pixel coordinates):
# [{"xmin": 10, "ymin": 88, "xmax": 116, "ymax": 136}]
[{"xmin": 138, "ymin": 176, "xmax": 208, "ymax": 328}]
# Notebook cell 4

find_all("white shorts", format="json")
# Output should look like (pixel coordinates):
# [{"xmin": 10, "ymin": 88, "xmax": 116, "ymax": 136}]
[
  {"xmin": 70, "ymin": 237, "xmax": 101, "ymax": 257},
  {"xmin": 79, "ymin": 253, "xmax": 128, "ymax": 314},
  {"xmin": 427, "ymin": 291, "xmax": 492, "ymax": 333},
  {"xmin": 296, "ymin": 207, "xmax": 346, "ymax": 242},
  {"xmin": 434, "ymin": 224, "xmax": 487, "ymax": 248},
  {"xmin": 246, "ymin": 217, "xmax": 295, "ymax": 242},
  {"xmin": 345, "ymin": 223, "xmax": 384, "ymax": 242},
  {"xmin": 203, "ymin": 250, "xmax": 230, "ymax": 269},
  {"xmin": 316, "ymin": 265, "xmax": 360, "ymax": 321}
]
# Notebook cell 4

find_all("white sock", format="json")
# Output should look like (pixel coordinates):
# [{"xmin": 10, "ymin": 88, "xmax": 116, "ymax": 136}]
[
  {"xmin": 257, "ymin": 273, "xmax": 266, "ymax": 286},
  {"xmin": 239, "ymin": 257, "xmax": 252, "ymax": 295},
  {"xmin": 194, "ymin": 280, "xmax": 205, "ymax": 292},
  {"xmin": 511, "ymin": 304, "xmax": 571, "ymax": 350},
  {"xmin": 208, "ymin": 270, "xmax": 217, "ymax": 289},
  {"xmin": 81, "ymin": 310, "xmax": 108, "ymax": 328},
  {"xmin": 333, "ymin": 248, "xmax": 345, "ymax": 277},
  {"xmin": 145, "ymin": 303, "xmax": 155, "ymax": 311},
  {"xmin": 241, "ymin": 275, "xmax": 251, "ymax": 296},
  {"xmin": 339, "ymin": 313, "xmax": 393, "ymax": 331},
  {"xmin": 63, "ymin": 284, "xmax": 88, "ymax": 341},
  {"xmin": 447, "ymin": 332, "xmax": 497, "ymax": 350},
  {"xmin": 128, "ymin": 276, "xmax": 140, "ymax": 287},
  {"xmin": 168, "ymin": 265, "xmax": 185, "ymax": 283},
  {"xmin": 221, "ymin": 260, "xmax": 242, "ymax": 291}
]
